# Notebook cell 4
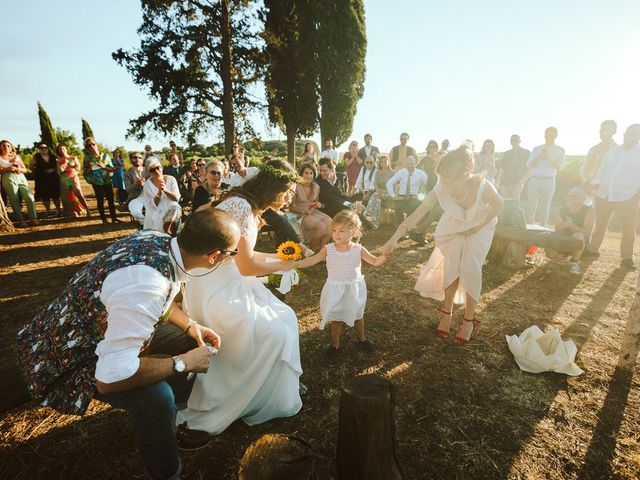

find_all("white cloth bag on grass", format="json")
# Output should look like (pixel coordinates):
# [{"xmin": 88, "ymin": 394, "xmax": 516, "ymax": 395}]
[{"xmin": 506, "ymin": 325, "xmax": 583, "ymax": 376}]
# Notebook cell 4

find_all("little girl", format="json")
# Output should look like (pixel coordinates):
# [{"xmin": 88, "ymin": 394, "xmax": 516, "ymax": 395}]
[{"xmin": 294, "ymin": 209, "xmax": 388, "ymax": 356}]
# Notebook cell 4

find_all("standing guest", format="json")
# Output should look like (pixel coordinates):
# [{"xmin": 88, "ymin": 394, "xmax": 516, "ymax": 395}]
[
  {"xmin": 192, "ymin": 159, "xmax": 225, "ymax": 211},
  {"xmin": 383, "ymin": 147, "xmax": 503, "ymax": 345},
  {"xmin": 0, "ymin": 140, "xmax": 40, "ymax": 226},
  {"xmin": 228, "ymin": 153, "xmax": 258, "ymax": 187},
  {"xmin": 497, "ymin": 134, "xmax": 531, "ymax": 201},
  {"xmin": 386, "ymin": 156, "xmax": 429, "ymax": 227},
  {"xmin": 143, "ymin": 157, "xmax": 181, "ymax": 234},
  {"xmin": 389, "ymin": 132, "xmax": 418, "ymax": 171},
  {"xmin": 290, "ymin": 163, "xmax": 332, "ymax": 251},
  {"xmin": 355, "ymin": 155, "xmax": 377, "ymax": 203},
  {"xmin": 587, "ymin": 124, "xmax": 640, "ymax": 269},
  {"xmin": 165, "ymin": 153, "xmax": 188, "ymax": 203},
  {"xmin": 82, "ymin": 137, "xmax": 119, "ymax": 224},
  {"xmin": 124, "ymin": 152, "xmax": 147, "ymax": 226},
  {"xmin": 439, "ymin": 139, "xmax": 450, "ymax": 157},
  {"xmin": 17, "ymin": 209, "xmax": 239, "ymax": 480},
  {"xmin": 301, "ymin": 142, "xmax": 318, "ymax": 165},
  {"xmin": 549, "ymin": 187, "xmax": 594, "ymax": 274},
  {"xmin": 418, "ymin": 140, "xmax": 440, "ymax": 192},
  {"xmin": 144, "ymin": 144, "xmax": 154, "ymax": 159},
  {"xmin": 29, "ymin": 143, "xmax": 61, "ymax": 217},
  {"xmin": 56, "ymin": 145, "xmax": 90, "ymax": 217},
  {"xmin": 474, "ymin": 139, "xmax": 498, "ymax": 185},
  {"xmin": 358, "ymin": 133, "xmax": 380, "ymax": 162},
  {"xmin": 526, "ymin": 127, "xmax": 565, "ymax": 226},
  {"xmin": 320, "ymin": 139, "xmax": 338, "ymax": 162},
  {"xmin": 168, "ymin": 140, "xmax": 184, "ymax": 165},
  {"xmin": 363, "ymin": 155, "xmax": 395, "ymax": 228},
  {"xmin": 343, "ymin": 140, "xmax": 361, "ymax": 194},
  {"xmin": 111, "ymin": 148, "xmax": 127, "ymax": 206},
  {"xmin": 582, "ymin": 120, "xmax": 617, "ymax": 203}
]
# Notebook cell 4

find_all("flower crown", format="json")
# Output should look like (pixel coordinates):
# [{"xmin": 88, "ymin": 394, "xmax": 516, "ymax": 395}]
[{"xmin": 258, "ymin": 163, "xmax": 302, "ymax": 183}]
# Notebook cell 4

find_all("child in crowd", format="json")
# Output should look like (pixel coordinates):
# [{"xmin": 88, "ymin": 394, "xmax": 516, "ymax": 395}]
[{"xmin": 294, "ymin": 209, "xmax": 388, "ymax": 356}]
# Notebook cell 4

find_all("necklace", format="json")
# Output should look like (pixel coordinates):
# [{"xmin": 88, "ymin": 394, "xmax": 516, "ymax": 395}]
[{"xmin": 170, "ymin": 247, "xmax": 222, "ymax": 278}]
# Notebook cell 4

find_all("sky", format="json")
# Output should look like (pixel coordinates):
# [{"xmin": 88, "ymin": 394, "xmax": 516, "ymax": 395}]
[{"xmin": 1, "ymin": 0, "xmax": 639, "ymax": 155}]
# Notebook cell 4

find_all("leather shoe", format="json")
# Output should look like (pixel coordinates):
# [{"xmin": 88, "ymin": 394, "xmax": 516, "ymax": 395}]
[{"xmin": 176, "ymin": 422, "xmax": 211, "ymax": 451}]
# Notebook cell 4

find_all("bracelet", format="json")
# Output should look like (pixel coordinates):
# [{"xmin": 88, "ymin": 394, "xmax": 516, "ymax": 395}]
[{"xmin": 184, "ymin": 319, "xmax": 195, "ymax": 334}]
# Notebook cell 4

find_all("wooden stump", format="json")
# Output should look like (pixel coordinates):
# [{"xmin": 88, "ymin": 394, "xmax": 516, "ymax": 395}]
[
  {"xmin": 618, "ymin": 274, "xmax": 640, "ymax": 370},
  {"xmin": 336, "ymin": 375, "xmax": 403, "ymax": 480},
  {"xmin": 0, "ymin": 196, "xmax": 15, "ymax": 232},
  {"xmin": 238, "ymin": 434, "xmax": 315, "ymax": 480}
]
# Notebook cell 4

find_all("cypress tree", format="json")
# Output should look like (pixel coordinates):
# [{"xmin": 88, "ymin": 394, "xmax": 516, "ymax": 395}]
[
  {"xmin": 37, "ymin": 102, "xmax": 59, "ymax": 155},
  {"xmin": 81, "ymin": 118, "xmax": 95, "ymax": 142}
]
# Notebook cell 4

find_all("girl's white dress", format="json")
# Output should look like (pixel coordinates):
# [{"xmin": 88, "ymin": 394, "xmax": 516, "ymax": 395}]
[
  {"xmin": 177, "ymin": 197, "xmax": 302, "ymax": 434},
  {"xmin": 319, "ymin": 243, "xmax": 367, "ymax": 329},
  {"xmin": 414, "ymin": 178, "xmax": 497, "ymax": 304}
]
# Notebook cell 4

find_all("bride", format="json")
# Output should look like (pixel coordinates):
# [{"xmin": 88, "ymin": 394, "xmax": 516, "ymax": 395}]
[{"xmin": 177, "ymin": 160, "xmax": 302, "ymax": 434}]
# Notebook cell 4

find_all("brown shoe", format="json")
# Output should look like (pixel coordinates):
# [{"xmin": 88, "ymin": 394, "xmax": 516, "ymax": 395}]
[{"xmin": 176, "ymin": 422, "xmax": 211, "ymax": 451}]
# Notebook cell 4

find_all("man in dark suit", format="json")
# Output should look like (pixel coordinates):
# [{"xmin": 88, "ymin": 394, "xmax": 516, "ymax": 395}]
[
  {"xmin": 316, "ymin": 157, "xmax": 374, "ymax": 228},
  {"xmin": 358, "ymin": 133, "xmax": 380, "ymax": 162}
]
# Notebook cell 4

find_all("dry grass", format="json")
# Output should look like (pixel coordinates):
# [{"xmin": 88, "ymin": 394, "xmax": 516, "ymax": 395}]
[{"xmin": 1, "ymin": 199, "xmax": 639, "ymax": 479}]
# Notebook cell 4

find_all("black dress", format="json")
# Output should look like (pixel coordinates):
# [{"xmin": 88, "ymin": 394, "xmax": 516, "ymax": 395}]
[{"xmin": 32, "ymin": 153, "xmax": 60, "ymax": 201}]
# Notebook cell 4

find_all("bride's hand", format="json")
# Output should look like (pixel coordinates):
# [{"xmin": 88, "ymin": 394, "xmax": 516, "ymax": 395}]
[
  {"xmin": 382, "ymin": 240, "xmax": 397, "ymax": 257},
  {"xmin": 188, "ymin": 322, "xmax": 222, "ymax": 349}
]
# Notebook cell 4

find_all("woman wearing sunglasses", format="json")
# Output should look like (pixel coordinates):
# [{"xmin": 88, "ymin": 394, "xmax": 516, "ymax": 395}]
[
  {"xmin": 179, "ymin": 159, "xmax": 302, "ymax": 435},
  {"xmin": 142, "ymin": 157, "xmax": 181, "ymax": 234},
  {"xmin": 191, "ymin": 159, "xmax": 225, "ymax": 211}
]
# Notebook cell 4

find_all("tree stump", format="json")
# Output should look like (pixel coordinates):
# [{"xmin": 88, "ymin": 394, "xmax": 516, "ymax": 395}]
[
  {"xmin": 336, "ymin": 375, "xmax": 403, "ymax": 480},
  {"xmin": 238, "ymin": 434, "xmax": 315, "ymax": 480},
  {"xmin": 0, "ymin": 196, "xmax": 15, "ymax": 232},
  {"xmin": 618, "ymin": 273, "xmax": 640, "ymax": 370}
]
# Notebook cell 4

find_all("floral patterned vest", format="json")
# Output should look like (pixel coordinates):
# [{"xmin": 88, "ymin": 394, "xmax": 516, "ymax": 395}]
[{"xmin": 16, "ymin": 230, "xmax": 176, "ymax": 415}]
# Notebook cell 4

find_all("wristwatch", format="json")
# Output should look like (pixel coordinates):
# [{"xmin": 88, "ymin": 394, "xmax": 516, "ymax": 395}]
[{"xmin": 172, "ymin": 356, "xmax": 186, "ymax": 373}]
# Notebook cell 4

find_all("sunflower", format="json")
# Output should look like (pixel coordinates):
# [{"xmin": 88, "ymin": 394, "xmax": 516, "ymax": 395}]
[{"xmin": 276, "ymin": 241, "xmax": 302, "ymax": 260}]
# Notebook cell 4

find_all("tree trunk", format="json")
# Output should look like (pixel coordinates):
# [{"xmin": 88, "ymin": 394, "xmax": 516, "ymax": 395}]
[
  {"xmin": 336, "ymin": 375, "xmax": 403, "ymax": 480},
  {"xmin": 618, "ymin": 273, "xmax": 640, "ymax": 370},
  {"xmin": 238, "ymin": 434, "xmax": 315, "ymax": 480},
  {"xmin": 0, "ymin": 195, "xmax": 15, "ymax": 232},
  {"xmin": 220, "ymin": 0, "xmax": 236, "ymax": 157},
  {"xmin": 286, "ymin": 122, "xmax": 296, "ymax": 167}
]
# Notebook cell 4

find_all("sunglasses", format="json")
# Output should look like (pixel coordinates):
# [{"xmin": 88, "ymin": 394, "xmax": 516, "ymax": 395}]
[
  {"xmin": 197, "ymin": 163, "xmax": 205, "ymax": 167},
  {"xmin": 149, "ymin": 166, "xmax": 161, "ymax": 172},
  {"xmin": 39, "ymin": 146, "xmax": 48, "ymax": 150},
  {"xmin": 365, "ymin": 162, "xmax": 373, "ymax": 165},
  {"xmin": 209, "ymin": 171, "xmax": 222, "ymax": 176},
  {"xmin": 87, "ymin": 142, "xmax": 96, "ymax": 146}
]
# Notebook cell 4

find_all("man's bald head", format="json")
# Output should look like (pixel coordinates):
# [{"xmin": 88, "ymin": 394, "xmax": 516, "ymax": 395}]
[{"xmin": 177, "ymin": 208, "xmax": 240, "ymax": 256}]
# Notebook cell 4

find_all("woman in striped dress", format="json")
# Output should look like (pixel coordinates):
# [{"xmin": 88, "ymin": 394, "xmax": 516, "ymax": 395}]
[{"xmin": 383, "ymin": 147, "xmax": 503, "ymax": 345}]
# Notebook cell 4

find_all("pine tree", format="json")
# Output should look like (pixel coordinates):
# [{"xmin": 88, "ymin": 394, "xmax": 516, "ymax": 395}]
[
  {"xmin": 81, "ymin": 119, "xmax": 95, "ymax": 142},
  {"xmin": 37, "ymin": 102, "xmax": 59, "ymax": 156}
]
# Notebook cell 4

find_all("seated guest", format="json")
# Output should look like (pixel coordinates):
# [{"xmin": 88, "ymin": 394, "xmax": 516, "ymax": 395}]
[
  {"xmin": 363, "ymin": 155, "xmax": 395, "ymax": 228},
  {"xmin": 143, "ymin": 157, "xmax": 181, "ymax": 234},
  {"xmin": 355, "ymin": 155, "xmax": 377, "ymax": 203},
  {"xmin": 165, "ymin": 152, "xmax": 185, "ymax": 182},
  {"xmin": 189, "ymin": 159, "xmax": 207, "ymax": 197},
  {"xmin": 386, "ymin": 155, "xmax": 429, "ymax": 225},
  {"xmin": 124, "ymin": 152, "xmax": 147, "ymax": 226},
  {"xmin": 17, "ymin": 209, "xmax": 240, "ymax": 480},
  {"xmin": 290, "ymin": 163, "xmax": 332, "ymax": 251},
  {"xmin": 228, "ymin": 153, "xmax": 258, "ymax": 187},
  {"xmin": 192, "ymin": 159, "xmax": 225, "ymax": 211},
  {"xmin": 549, "ymin": 187, "xmax": 594, "ymax": 274},
  {"xmin": 221, "ymin": 158, "xmax": 232, "ymax": 189}
]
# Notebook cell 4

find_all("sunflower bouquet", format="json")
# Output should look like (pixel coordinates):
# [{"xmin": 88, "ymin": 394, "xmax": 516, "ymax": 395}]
[{"xmin": 260, "ymin": 241, "xmax": 305, "ymax": 297}]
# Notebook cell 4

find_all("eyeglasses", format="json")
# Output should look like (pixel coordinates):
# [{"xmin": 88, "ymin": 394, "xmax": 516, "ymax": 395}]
[
  {"xmin": 209, "ymin": 171, "xmax": 222, "ymax": 176},
  {"xmin": 365, "ymin": 162, "xmax": 373, "ymax": 165},
  {"xmin": 207, "ymin": 248, "xmax": 239, "ymax": 257},
  {"xmin": 197, "ymin": 163, "xmax": 205, "ymax": 167},
  {"xmin": 149, "ymin": 166, "xmax": 161, "ymax": 172}
]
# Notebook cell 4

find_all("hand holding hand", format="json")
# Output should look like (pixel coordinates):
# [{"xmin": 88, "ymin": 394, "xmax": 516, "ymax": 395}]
[
  {"xmin": 188, "ymin": 322, "xmax": 221, "ymax": 349},
  {"xmin": 382, "ymin": 240, "xmax": 396, "ymax": 257},
  {"xmin": 182, "ymin": 346, "xmax": 212, "ymax": 373}
]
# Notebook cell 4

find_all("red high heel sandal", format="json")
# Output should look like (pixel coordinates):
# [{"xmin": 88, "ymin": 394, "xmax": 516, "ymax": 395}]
[
  {"xmin": 435, "ymin": 307, "xmax": 452, "ymax": 339},
  {"xmin": 452, "ymin": 318, "xmax": 481, "ymax": 346}
]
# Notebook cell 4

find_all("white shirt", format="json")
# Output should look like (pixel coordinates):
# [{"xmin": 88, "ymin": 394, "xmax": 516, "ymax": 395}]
[
  {"xmin": 593, "ymin": 144, "xmax": 640, "ymax": 202},
  {"xmin": 386, "ymin": 168, "xmax": 428, "ymax": 197},
  {"xmin": 527, "ymin": 144, "xmax": 565, "ymax": 178},
  {"xmin": 364, "ymin": 145, "xmax": 372, "ymax": 157},
  {"xmin": 320, "ymin": 148, "xmax": 338, "ymax": 162},
  {"xmin": 94, "ymin": 236, "xmax": 187, "ymax": 383},
  {"xmin": 228, "ymin": 166, "xmax": 258, "ymax": 187},
  {"xmin": 143, "ymin": 175, "xmax": 181, "ymax": 231},
  {"xmin": 355, "ymin": 166, "xmax": 376, "ymax": 192}
]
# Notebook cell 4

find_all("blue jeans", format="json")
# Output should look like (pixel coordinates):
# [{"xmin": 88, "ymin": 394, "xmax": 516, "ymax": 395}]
[{"xmin": 95, "ymin": 322, "xmax": 196, "ymax": 480}]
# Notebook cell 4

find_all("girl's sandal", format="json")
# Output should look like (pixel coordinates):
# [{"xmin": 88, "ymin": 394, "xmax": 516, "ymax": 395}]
[
  {"xmin": 452, "ymin": 318, "xmax": 481, "ymax": 346},
  {"xmin": 435, "ymin": 307, "xmax": 452, "ymax": 339}
]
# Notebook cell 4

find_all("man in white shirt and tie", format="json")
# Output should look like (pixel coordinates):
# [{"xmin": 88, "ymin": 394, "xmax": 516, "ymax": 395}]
[
  {"xmin": 526, "ymin": 126, "xmax": 566, "ymax": 226},
  {"xmin": 586, "ymin": 124, "xmax": 640, "ymax": 269},
  {"xmin": 386, "ymin": 156, "xmax": 428, "ymax": 232},
  {"xmin": 320, "ymin": 139, "xmax": 338, "ymax": 162}
]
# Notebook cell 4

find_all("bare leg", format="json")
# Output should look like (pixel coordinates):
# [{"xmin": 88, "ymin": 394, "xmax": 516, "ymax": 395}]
[
  {"xmin": 330, "ymin": 321, "xmax": 344, "ymax": 348},
  {"xmin": 73, "ymin": 186, "xmax": 91, "ymax": 214},
  {"xmin": 589, "ymin": 196, "xmax": 614, "ymax": 254},
  {"xmin": 438, "ymin": 278, "xmax": 459, "ymax": 332},
  {"xmin": 570, "ymin": 233, "xmax": 586, "ymax": 261},
  {"xmin": 455, "ymin": 293, "xmax": 479, "ymax": 342},
  {"xmin": 354, "ymin": 319, "xmax": 365, "ymax": 341}
]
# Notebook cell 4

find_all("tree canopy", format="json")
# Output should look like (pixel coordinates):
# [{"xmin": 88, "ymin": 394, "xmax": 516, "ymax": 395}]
[
  {"xmin": 81, "ymin": 119, "xmax": 95, "ymax": 142},
  {"xmin": 37, "ymin": 102, "xmax": 59, "ymax": 155}
]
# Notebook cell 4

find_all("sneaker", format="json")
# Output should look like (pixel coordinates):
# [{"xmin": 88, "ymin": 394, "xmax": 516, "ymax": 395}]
[
  {"xmin": 357, "ymin": 339, "xmax": 376, "ymax": 352},
  {"xmin": 569, "ymin": 261, "xmax": 581, "ymax": 275},
  {"xmin": 176, "ymin": 422, "xmax": 211, "ymax": 451},
  {"xmin": 620, "ymin": 259, "xmax": 636, "ymax": 270}
]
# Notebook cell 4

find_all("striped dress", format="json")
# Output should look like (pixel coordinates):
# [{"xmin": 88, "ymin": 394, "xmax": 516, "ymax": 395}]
[
  {"xmin": 319, "ymin": 243, "xmax": 367, "ymax": 329},
  {"xmin": 414, "ymin": 178, "xmax": 497, "ymax": 304}
]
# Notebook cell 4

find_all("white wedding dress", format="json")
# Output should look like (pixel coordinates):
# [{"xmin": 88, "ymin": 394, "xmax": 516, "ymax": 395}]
[{"xmin": 177, "ymin": 197, "xmax": 303, "ymax": 434}]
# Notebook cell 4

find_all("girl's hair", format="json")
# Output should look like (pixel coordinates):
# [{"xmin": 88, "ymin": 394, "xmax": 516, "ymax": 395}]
[
  {"xmin": 304, "ymin": 142, "xmax": 314, "ymax": 153},
  {"xmin": 332, "ymin": 209, "xmax": 362, "ymax": 240},
  {"xmin": 214, "ymin": 159, "xmax": 296, "ymax": 217},
  {"xmin": 436, "ymin": 146, "xmax": 474, "ymax": 180},
  {"xmin": 298, "ymin": 162, "xmax": 317, "ymax": 177},
  {"xmin": 0, "ymin": 139, "xmax": 16, "ymax": 157},
  {"xmin": 482, "ymin": 139, "xmax": 495, "ymax": 155}
]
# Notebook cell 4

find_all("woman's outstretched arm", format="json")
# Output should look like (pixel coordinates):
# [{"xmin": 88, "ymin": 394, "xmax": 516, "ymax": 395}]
[{"xmin": 384, "ymin": 190, "xmax": 438, "ymax": 252}]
